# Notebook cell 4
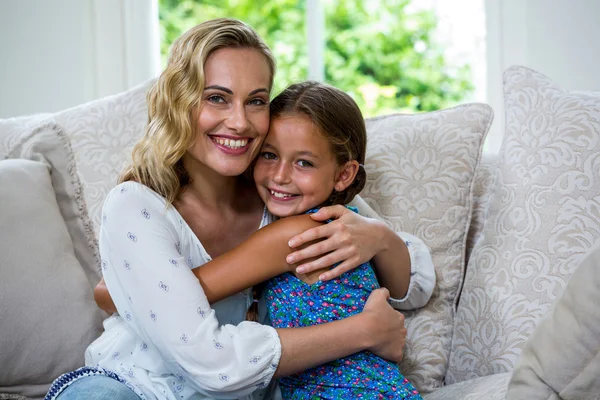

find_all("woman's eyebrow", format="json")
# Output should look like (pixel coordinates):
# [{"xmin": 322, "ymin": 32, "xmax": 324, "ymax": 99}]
[
  {"xmin": 204, "ymin": 85, "xmax": 269, "ymax": 96},
  {"xmin": 249, "ymin": 88, "xmax": 269, "ymax": 96},
  {"xmin": 204, "ymin": 85, "xmax": 232, "ymax": 94}
]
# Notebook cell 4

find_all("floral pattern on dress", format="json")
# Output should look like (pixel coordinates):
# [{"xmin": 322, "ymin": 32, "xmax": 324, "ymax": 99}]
[{"xmin": 264, "ymin": 207, "xmax": 422, "ymax": 399}]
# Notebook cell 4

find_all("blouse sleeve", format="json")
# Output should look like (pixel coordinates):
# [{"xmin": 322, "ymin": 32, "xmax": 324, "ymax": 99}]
[
  {"xmin": 349, "ymin": 195, "xmax": 436, "ymax": 311},
  {"xmin": 100, "ymin": 182, "xmax": 281, "ymax": 398},
  {"xmin": 387, "ymin": 232, "xmax": 436, "ymax": 311}
]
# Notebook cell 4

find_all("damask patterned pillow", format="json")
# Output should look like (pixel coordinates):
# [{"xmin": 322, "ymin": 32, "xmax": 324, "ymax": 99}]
[
  {"xmin": 507, "ymin": 243, "xmax": 600, "ymax": 399},
  {"xmin": 54, "ymin": 80, "xmax": 153, "ymax": 235},
  {"xmin": 0, "ymin": 113, "xmax": 52, "ymax": 157},
  {"xmin": 447, "ymin": 66, "xmax": 600, "ymax": 384},
  {"xmin": 360, "ymin": 103, "xmax": 494, "ymax": 392}
]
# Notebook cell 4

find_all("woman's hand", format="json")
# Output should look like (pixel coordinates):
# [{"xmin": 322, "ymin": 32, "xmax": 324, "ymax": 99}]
[
  {"xmin": 361, "ymin": 288, "xmax": 406, "ymax": 362},
  {"xmin": 286, "ymin": 205, "xmax": 388, "ymax": 281}
]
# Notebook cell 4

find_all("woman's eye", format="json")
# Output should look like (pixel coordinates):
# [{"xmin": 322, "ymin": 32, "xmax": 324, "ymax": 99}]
[
  {"xmin": 249, "ymin": 98, "xmax": 267, "ymax": 106},
  {"xmin": 207, "ymin": 95, "xmax": 226, "ymax": 104},
  {"xmin": 297, "ymin": 160, "xmax": 314, "ymax": 168},
  {"xmin": 260, "ymin": 152, "xmax": 277, "ymax": 160}
]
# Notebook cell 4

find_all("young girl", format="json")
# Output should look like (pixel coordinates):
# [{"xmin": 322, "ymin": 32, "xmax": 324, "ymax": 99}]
[{"xmin": 249, "ymin": 81, "xmax": 423, "ymax": 399}]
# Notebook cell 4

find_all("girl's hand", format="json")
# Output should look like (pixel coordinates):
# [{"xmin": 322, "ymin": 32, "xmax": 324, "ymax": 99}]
[
  {"xmin": 361, "ymin": 288, "xmax": 406, "ymax": 362},
  {"xmin": 286, "ymin": 205, "xmax": 388, "ymax": 280},
  {"xmin": 94, "ymin": 278, "xmax": 117, "ymax": 314}
]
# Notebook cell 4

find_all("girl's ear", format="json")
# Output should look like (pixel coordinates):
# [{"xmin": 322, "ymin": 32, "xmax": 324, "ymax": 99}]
[{"xmin": 334, "ymin": 160, "xmax": 360, "ymax": 192}]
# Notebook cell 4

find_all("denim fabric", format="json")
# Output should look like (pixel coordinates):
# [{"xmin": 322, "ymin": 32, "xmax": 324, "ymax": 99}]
[{"xmin": 55, "ymin": 376, "xmax": 140, "ymax": 400}]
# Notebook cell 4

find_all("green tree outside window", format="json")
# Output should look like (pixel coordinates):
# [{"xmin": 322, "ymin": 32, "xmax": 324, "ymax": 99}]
[{"xmin": 159, "ymin": 0, "xmax": 473, "ymax": 117}]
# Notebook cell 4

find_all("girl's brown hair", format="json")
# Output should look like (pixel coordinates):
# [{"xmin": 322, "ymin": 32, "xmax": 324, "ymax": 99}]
[
  {"xmin": 120, "ymin": 18, "xmax": 276, "ymax": 204},
  {"xmin": 269, "ymin": 81, "xmax": 367, "ymax": 206}
]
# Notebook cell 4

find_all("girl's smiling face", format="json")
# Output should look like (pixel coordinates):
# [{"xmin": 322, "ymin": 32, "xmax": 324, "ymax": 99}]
[{"xmin": 253, "ymin": 114, "xmax": 343, "ymax": 217}]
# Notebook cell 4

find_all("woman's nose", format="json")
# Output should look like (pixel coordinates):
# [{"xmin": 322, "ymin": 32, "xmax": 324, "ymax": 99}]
[{"xmin": 225, "ymin": 103, "xmax": 249, "ymax": 132}]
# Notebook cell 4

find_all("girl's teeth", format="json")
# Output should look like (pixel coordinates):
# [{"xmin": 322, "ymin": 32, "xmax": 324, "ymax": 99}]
[
  {"xmin": 270, "ymin": 190, "xmax": 294, "ymax": 199},
  {"xmin": 214, "ymin": 137, "xmax": 248, "ymax": 149}
]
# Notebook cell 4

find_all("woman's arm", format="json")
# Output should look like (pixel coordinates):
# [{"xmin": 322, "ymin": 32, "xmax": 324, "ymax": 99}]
[
  {"xmin": 101, "ymin": 182, "xmax": 407, "ymax": 395},
  {"xmin": 193, "ymin": 214, "xmax": 325, "ymax": 301},
  {"xmin": 286, "ymin": 198, "xmax": 436, "ymax": 309},
  {"xmin": 275, "ymin": 287, "xmax": 406, "ymax": 377},
  {"xmin": 201, "ymin": 211, "xmax": 409, "ymax": 372},
  {"xmin": 285, "ymin": 205, "xmax": 411, "ymax": 298},
  {"xmin": 94, "ymin": 270, "xmax": 407, "ymax": 376},
  {"xmin": 94, "ymin": 214, "xmax": 325, "ymax": 313}
]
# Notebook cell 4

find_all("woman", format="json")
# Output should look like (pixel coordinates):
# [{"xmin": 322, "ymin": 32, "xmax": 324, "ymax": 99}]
[{"xmin": 47, "ymin": 18, "xmax": 434, "ymax": 400}]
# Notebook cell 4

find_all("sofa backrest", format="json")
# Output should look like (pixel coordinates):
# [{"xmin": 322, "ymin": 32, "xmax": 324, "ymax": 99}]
[{"xmin": 0, "ymin": 80, "xmax": 500, "ymax": 395}]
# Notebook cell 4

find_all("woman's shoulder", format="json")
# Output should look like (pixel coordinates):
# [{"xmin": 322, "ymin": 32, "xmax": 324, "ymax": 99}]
[
  {"xmin": 103, "ymin": 181, "xmax": 170, "ymax": 214},
  {"xmin": 107, "ymin": 181, "xmax": 166, "ymax": 201}
]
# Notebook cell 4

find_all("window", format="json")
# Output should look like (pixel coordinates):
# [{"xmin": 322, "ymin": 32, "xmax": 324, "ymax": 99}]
[{"xmin": 158, "ymin": 0, "xmax": 483, "ymax": 118}]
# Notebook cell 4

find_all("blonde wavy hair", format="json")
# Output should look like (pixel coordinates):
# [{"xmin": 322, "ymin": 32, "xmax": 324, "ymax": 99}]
[{"xmin": 120, "ymin": 18, "xmax": 276, "ymax": 204}]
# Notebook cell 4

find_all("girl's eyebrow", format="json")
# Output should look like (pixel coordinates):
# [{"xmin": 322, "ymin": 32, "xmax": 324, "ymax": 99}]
[
  {"xmin": 204, "ymin": 85, "xmax": 269, "ymax": 96},
  {"xmin": 297, "ymin": 150, "xmax": 320, "ymax": 159},
  {"xmin": 262, "ymin": 143, "xmax": 320, "ymax": 159}
]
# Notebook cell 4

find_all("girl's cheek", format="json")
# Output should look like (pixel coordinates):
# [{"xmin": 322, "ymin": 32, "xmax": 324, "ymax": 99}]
[{"xmin": 253, "ymin": 161, "xmax": 267, "ymax": 181}]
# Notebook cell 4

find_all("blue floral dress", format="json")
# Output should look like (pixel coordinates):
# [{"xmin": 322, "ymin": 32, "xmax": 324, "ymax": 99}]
[{"xmin": 264, "ymin": 208, "xmax": 422, "ymax": 400}]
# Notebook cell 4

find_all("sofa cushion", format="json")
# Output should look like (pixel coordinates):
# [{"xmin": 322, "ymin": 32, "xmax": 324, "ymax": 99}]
[
  {"xmin": 465, "ymin": 153, "xmax": 498, "ymax": 264},
  {"xmin": 0, "ymin": 114, "xmax": 52, "ymax": 157},
  {"xmin": 507, "ymin": 243, "xmax": 600, "ymax": 399},
  {"xmin": 0, "ymin": 158, "xmax": 105, "ymax": 399},
  {"xmin": 423, "ymin": 372, "xmax": 510, "ymax": 400},
  {"xmin": 448, "ymin": 65, "xmax": 600, "ymax": 383},
  {"xmin": 359, "ymin": 103, "xmax": 493, "ymax": 392},
  {"xmin": 0, "ymin": 395, "xmax": 31, "ymax": 400},
  {"xmin": 53, "ymin": 80, "xmax": 152, "ymax": 235},
  {"xmin": 7, "ymin": 122, "xmax": 100, "ymax": 286}
]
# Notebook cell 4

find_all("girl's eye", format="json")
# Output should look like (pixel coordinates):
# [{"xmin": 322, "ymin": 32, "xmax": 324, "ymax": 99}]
[
  {"xmin": 249, "ymin": 98, "xmax": 267, "ymax": 106},
  {"xmin": 297, "ymin": 160, "xmax": 314, "ymax": 168},
  {"xmin": 260, "ymin": 152, "xmax": 277, "ymax": 160},
  {"xmin": 207, "ymin": 95, "xmax": 226, "ymax": 104}
]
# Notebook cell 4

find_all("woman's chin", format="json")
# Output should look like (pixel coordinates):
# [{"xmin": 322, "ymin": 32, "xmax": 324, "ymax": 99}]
[{"xmin": 213, "ymin": 162, "xmax": 253, "ymax": 177}]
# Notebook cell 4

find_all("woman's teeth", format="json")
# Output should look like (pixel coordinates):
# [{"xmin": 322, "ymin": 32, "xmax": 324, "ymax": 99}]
[
  {"xmin": 213, "ymin": 137, "xmax": 248, "ymax": 149},
  {"xmin": 270, "ymin": 190, "xmax": 295, "ymax": 199}
]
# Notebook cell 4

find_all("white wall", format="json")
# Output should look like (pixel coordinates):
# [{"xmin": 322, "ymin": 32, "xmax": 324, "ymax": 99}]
[
  {"xmin": 2, "ymin": 0, "xmax": 599, "ymax": 125},
  {"xmin": 0, "ymin": 0, "xmax": 160, "ymax": 118},
  {"xmin": 485, "ymin": 0, "xmax": 600, "ymax": 152}
]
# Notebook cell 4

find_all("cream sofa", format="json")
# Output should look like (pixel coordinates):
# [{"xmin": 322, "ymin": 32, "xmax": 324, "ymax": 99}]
[{"xmin": 1, "ymin": 65, "xmax": 599, "ymax": 400}]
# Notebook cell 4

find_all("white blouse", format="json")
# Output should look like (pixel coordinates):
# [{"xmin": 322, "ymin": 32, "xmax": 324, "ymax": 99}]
[{"xmin": 86, "ymin": 181, "xmax": 435, "ymax": 400}]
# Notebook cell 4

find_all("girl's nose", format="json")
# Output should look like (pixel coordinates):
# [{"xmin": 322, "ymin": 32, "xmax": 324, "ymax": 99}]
[{"xmin": 272, "ymin": 162, "xmax": 291, "ymax": 184}]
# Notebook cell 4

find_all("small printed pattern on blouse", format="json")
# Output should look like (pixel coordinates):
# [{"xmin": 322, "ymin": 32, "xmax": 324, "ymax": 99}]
[{"xmin": 80, "ymin": 181, "xmax": 281, "ymax": 400}]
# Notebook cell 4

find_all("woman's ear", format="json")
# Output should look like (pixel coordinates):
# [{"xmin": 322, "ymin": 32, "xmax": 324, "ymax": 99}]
[{"xmin": 334, "ymin": 160, "xmax": 360, "ymax": 192}]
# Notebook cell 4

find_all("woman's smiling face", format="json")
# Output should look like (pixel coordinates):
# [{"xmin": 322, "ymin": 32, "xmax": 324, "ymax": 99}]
[
  {"xmin": 185, "ymin": 47, "xmax": 272, "ymax": 177},
  {"xmin": 253, "ymin": 114, "xmax": 343, "ymax": 217}
]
